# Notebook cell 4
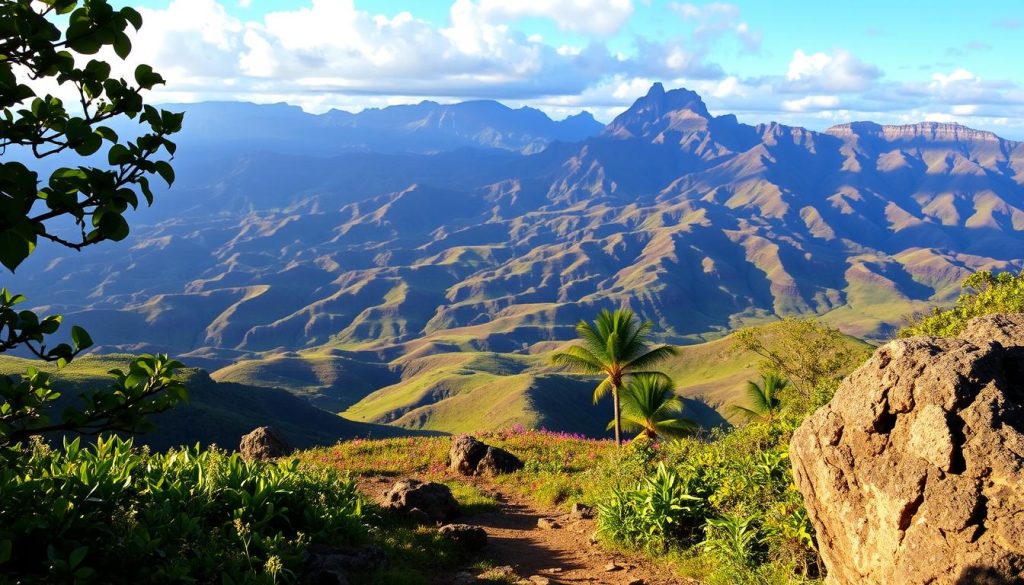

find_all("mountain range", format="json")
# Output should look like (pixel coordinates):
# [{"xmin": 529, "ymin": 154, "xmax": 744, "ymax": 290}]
[{"xmin": 7, "ymin": 83, "xmax": 1023, "ymax": 436}]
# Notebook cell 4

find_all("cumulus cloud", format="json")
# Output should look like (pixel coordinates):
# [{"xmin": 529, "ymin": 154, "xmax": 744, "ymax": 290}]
[
  {"xmin": 474, "ymin": 0, "xmax": 634, "ymax": 36},
  {"xmin": 783, "ymin": 49, "xmax": 881, "ymax": 93},
  {"xmin": 782, "ymin": 95, "xmax": 840, "ymax": 112}
]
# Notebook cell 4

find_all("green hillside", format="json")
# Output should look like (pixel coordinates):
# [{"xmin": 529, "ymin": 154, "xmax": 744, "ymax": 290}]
[{"xmin": 0, "ymin": 354, "xmax": 419, "ymax": 450}]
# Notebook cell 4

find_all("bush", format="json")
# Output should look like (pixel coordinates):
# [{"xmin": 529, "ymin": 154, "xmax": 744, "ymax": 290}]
[
  {"xmin": 900, "ymin": 269, "xmax": 1024, "ymax": 338},
  {"xmin": 0, "ymin": 436, "xmax": 364, "ymax": 584},
  {"xmin": 595, "ymin": 418, "xmax": 821, "ymax": 583}
]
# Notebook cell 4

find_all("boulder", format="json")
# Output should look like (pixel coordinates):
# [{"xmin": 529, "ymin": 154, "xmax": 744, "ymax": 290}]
[
  {"xmin": 476, "ymin": 445, "xmax": 525, "ymax": 475},
  {"xmin": 239, "ymin": 426, "xmax": 292, "ymax": 461},
  {"xmin": 449, "ymin": 435, "xmax": 523, "ymax": 476},
  {"xmin": 438, "ymin": 523, "xmax": 488, "ymax": 552},
  {"xmin": 450, "ymin": 435, "xmax": 490, "ymax": 475},
  {"xmin": 790, "ymin": 314, "xmax": 1024, "ymax": 585},
  {"xmin": 383, "ymin": 479, "xmax": 459, "ymax": 522}
]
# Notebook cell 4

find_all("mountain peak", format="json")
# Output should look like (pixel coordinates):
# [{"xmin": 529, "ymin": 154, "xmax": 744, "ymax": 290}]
[{"xmin": 604, "ymin": 84, "xmax": 712, "ymax": 140}]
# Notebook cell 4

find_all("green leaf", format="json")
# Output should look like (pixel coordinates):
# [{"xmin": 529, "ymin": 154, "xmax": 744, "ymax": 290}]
[
  {"xmin": 0, "ymin": 231, "xmax": 34, "ymax": 272},
  {"xmin": 71, "ymin": 326, "xmax": 93, "ymax": 351},
  {"xmin": 113, "ymin": 32, "xmax": 131, "ymax": 59},
  {"xmin": 107, "ymin": 144, "xmax": 131, "ymax": 165},
  {"xmin": 154, "ymin": 160, "xmax": 175, "ymax": 186},
  {"xmin": 121, "ymin": 6, "xmax": 143, "ymax": 30},
  {"xmin": 98, "ymin": 212, "xmax": 130, "ymax": 241}
]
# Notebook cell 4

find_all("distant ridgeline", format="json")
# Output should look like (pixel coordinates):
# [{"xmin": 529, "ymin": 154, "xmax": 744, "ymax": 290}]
[{"xmin": 7, "ymin": 83, "xmax": 1022, "ymax": 366}]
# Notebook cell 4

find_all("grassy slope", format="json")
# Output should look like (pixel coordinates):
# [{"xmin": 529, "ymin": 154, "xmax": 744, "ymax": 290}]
[
  {"xmin": 0, "ymin": 354, "xmax": 420, "ymax": 450},
  {"xmin": 216, "ymin": 334, "xmax": 764, "ymax": 438}
]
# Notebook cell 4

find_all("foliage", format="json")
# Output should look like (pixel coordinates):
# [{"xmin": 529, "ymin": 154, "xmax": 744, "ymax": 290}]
[
  {"xmin": 615, "ymin": 374, "xmax": 697, "ymax": 440},
  {"xmin": 732, "ymin": 318, "xmax": 869, "ymax": 403},
  {"xmin": 0, "ymin": 0, "xmax": 185, "ymax": 444},
  {"xmin": 597, "ymin": 462, "xmax": 702, "ymax": 551},
  {"xmin": 900, "ymin": 269, "xmax": 1024, "ymax": 338},
  {"xmin": 0, "ymin": 354, "xmax": 185, "ymax": 448},
  {"xmin": 729, "ymin": 373, "xmax": 787, "ymax": 423},
  {"xmin": 0, "ymin": 436, "xmax": 364, "ymax": 584},
  {"xmin": 550, "ymin": 308, "xmax": 677, "ymax": 445},
  {"xmin": 598, "ymin": 418, "xmax": 820, "ymax": 584}
]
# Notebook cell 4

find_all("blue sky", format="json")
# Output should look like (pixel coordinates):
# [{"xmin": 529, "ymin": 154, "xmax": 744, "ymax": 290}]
[{"xmin": 110, "ymin": 0, "xmax": 1024, "ymax": 136}]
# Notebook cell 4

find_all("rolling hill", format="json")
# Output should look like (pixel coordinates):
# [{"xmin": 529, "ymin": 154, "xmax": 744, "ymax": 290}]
[
  {"xmin": 0, "ymin": 354, "xmax": 419, "ymax": 450},
  {"xmin": 4, "ymin": 83, "xmax": 1022, "ymax": 435}
]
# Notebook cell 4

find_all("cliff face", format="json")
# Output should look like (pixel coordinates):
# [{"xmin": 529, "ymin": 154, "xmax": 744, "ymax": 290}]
[{"xmin": 790, "ymin": 314, "xmax": 1024, "ymax": 585}]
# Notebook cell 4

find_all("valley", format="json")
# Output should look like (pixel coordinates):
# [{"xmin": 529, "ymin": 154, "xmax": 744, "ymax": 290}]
[{"xmin": 5, "ymin": 84, "xmax": 1023, "ymax": 438}]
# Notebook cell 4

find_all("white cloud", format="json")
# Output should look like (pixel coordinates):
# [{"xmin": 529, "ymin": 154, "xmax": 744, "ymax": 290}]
[
  {"xmin": 782, "ymin": 95, "xmax": 840, "ymax": 112},
  {"xmin": 474, "ymin": 0, "xmax": 634, "ymax": 36},
  {"xmin": 784, "ymin": 49, "xmax": 880, "ymax": 92},
  {"xmin": 930, "ymin": 68, "xmax": 977, "ymax": 87}
]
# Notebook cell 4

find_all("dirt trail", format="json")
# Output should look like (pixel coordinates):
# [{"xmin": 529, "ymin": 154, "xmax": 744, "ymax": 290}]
[{"xmin": 360, "ymin": 478, "xmax": 690, "ymax": 585}]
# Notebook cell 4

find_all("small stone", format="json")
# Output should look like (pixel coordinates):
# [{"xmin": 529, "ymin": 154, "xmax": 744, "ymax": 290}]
[
  {"xmin": 527, "ymin": 576, "xmax": 550, "ymax": 585},
  {"xmin": 543, "ymin": 567, "xmax": 563, "ymax": 573},
  {"xmin": 604, "ymin": 562, "xmax": 622, "ymax": 572},
  {"xmin": 569, "ymin": 502, "xmax": 595, "ymax": 520},
  {"xmin": 627, "ymin": 579, "xmax": 645, "ymax": 585},
  {"xmin": 537, "ymin": 518, "xmax": 561, "ymax": 530}
]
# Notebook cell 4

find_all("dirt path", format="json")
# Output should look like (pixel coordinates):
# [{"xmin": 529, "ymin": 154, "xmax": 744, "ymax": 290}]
[
  {"xmin": 360, "ymin": 478, "xmax": 690, "ymax": 585},
  {"xmin": 459, "ymin": 484, "xmax": 687, "ymax": 585}
]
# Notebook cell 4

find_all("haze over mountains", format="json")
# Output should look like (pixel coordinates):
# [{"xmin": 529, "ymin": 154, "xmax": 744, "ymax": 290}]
[{"xmin": 7, "ymin": 83, "xmax": 1024, "ymax": 433}]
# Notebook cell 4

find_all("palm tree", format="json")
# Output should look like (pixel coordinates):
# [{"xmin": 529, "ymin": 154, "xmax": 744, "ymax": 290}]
[
  {"xmin": 551, "ymin": 308, "xmax": 677, "ymax": 446},
  {"xmin": 729, "ymin": 373, "xmax": 787, "ymax": 422},
  {"xmin": 614, "ymin": 374, "xmax": 697, "ymax": 440}
]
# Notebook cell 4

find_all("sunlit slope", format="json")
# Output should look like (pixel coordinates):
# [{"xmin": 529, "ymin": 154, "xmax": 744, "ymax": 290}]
[
  {"xmin": 0, "ymin": 354, "xmax": 419, "ymax": 450},
  {"xmin": 10, "ymin": 87, "xmax": 1024, "ymax": 362}
]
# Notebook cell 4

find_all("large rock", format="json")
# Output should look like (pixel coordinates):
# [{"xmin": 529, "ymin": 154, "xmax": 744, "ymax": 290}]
[
  {"xmin": 449, "ymin": 435, "xmax": 524, "ymax": 476},
  {"xmin": 383, "ymin": 479, "xmax": 459, "ymax": 522},
  {"xmin": 438, "ymin": 523, "xmax": 488, "ymax": 552},
  {"xmin": 790, "ymin": 314, "xmax": 1024, "ymax": 585},
  {"xmin": 239, "ymin": 426, "xmax": 292, "ymax": 461}
]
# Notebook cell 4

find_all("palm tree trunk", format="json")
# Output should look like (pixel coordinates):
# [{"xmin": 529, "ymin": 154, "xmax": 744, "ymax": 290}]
[{"xmin": 612, "ymin": 385, "xmax": 622, "ymax": 447}]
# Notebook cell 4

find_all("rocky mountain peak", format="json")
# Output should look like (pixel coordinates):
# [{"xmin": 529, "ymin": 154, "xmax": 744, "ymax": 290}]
[{"xmin": 603, "ymin": 83, "xmax": 712, "ymax": 140}]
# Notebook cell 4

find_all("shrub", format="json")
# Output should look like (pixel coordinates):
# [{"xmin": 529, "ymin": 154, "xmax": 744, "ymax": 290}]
[
  {"xmin": 0, "ymin": 436, "xmax": 364, "ymax": 584},
  {"xmin": 900, "ymin": 269, "xmax": 1024, "ymax": 338}
]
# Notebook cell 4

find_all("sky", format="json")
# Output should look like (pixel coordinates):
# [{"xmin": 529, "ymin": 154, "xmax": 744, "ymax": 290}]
[{"xmin": 106, "ymin": 0, "xmax": 1024, "ymax": 137}]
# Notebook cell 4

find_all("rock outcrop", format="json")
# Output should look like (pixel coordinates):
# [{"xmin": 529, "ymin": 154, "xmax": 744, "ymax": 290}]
[
  {"xmin": 449, "ymin": 435, "xmax": 524, "ymax": 476},
  {"xmin": 383, "ymin": 479, "xmax": 459, "ymax": 522},
  {"xmin": 790, "ymin": 314, "xmax": 1024, "ymax": 585},
  {"xmin": 239, "ymin": 426, "xmax": 292, "ymax": 461}
]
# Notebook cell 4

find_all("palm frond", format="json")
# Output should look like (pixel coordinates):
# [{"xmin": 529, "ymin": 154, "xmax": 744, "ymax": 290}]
[
  {"xmin": 745, "ymin": 379, "xmax": 772, "ymax": 413},
  {"xmin": 623, "ymin": 370, "xmax": 674, "ymax": 385},
  {"xmin": 550, "ymin": 347, "xmax": 604, "ymax": 374},
  {"xmin": 576, "ymin": 320, "xmax": 610, "ymax": 362},
  {"xmin": 592, "ymin": 377, "xmax": 614, "ymax": 404},
  {"xmin": 625, "ymin": 345, "xmax": 678, "ymax": 371},
  {"xmin": 729, "ymin": 404, "xmax": 763, "ymax": 421},
  {"xmin": 654, "ymin": 417, "xmax": 698, "ymax": 438}
]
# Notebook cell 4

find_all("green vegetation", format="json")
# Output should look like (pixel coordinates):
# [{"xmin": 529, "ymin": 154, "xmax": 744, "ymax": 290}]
[
  {"xmin": 900, "ymin": 269, "xmax": 1024, "ymax": 337},
  {"xmin": 0, "ymin": 436, "xmax": 364, "ymax": 583},
  {"xmin": 616, "ymin": 374, "xmax": 697, "ymax": 440},
  {"xmin": 729, "ymin": 374, "xmax": 787, "ymax": 423},
  {"xmin": 551, "ymin": 309, "xmax": 677, "ymax": 445},
  {"xmin": 1, "ymin": 0, "xmax": 184, "ymax": 446}
]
